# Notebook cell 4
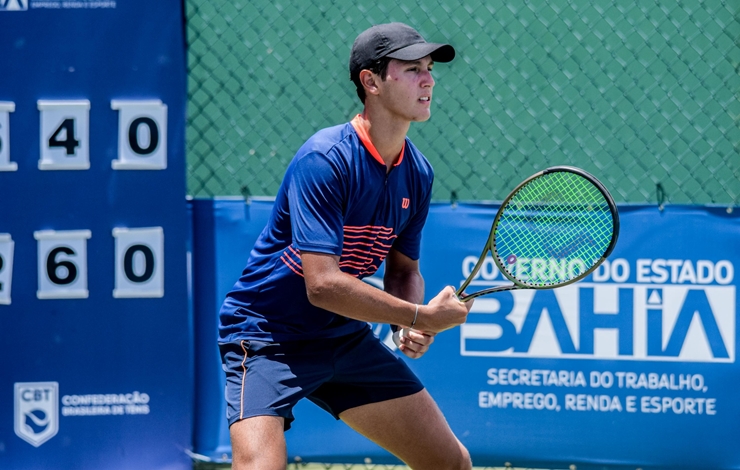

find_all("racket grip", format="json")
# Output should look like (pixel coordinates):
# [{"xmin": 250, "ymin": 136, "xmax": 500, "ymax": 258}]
[{"xmin": 392, "ymin": 328, "xmax": 409, "ymax": 348}]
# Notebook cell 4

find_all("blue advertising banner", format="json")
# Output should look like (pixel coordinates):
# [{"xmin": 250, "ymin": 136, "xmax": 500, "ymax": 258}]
[
  {"xmin": 192, "ymin": 199, "xmax": 739, "ymax": 469},
  {"xmin": 0, "ymin": 3, "xmax": 191, "ymax": 469}
]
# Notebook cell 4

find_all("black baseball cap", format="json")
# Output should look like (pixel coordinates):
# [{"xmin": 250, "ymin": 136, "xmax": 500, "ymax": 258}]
[{"xmin": 349, "ymin": 23, "xmax": 455, "ymax": 81}]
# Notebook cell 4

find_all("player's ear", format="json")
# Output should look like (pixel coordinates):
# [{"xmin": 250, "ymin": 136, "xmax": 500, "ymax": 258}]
[{"xmin": 359, "ymin": 70, "xmax": 380, "ymax": 97}]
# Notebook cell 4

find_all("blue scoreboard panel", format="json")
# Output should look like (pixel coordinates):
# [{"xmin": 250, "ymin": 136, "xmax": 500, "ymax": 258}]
[{"xmin": 0, "ymin": 2, "xmax": 192, "ymax": 469}]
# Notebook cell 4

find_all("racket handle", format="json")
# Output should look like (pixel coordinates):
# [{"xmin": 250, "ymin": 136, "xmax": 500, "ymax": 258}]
[{"xmin": 392, "ymin": 328, "xmax": 409, "ymax": 348}]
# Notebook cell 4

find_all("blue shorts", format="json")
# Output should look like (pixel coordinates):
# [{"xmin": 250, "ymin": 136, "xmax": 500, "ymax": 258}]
[{"xmin": 219, "ymin": 325, "xmax": 424, "ymax": 430}]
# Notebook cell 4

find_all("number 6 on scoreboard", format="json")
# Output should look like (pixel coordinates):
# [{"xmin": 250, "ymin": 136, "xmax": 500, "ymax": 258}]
[{"xmin": 34, "ymin": 230, "xmax": 91, "ymax": 299}]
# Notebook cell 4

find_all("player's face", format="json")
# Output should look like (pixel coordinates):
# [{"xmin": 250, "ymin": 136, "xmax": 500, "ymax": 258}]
[{"xmin": 377, "ymin": 56, "xmax": 435, "ymax": 122}]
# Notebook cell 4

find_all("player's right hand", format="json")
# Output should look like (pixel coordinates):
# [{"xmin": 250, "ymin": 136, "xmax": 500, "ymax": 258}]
[{"xmin": 418, "ymin": 285, "xmax": 473, "ymax": 333}]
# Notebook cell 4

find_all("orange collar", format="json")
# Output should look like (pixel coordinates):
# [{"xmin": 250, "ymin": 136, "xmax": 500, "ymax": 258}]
[{"xmin": 350, "ymin": 114, "xmax": 405, "ymax": 168}]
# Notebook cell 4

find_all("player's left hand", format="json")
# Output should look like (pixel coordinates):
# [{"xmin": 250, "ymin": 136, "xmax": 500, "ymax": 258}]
[{"xmin": 393, "ymin": 328, "xmax": 435, "ymax": 359}]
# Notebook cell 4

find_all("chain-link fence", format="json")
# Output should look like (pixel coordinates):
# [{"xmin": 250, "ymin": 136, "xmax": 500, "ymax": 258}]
[{"xmin": 186, "ymin": 0, "xmax": 739, "ymax": 206}]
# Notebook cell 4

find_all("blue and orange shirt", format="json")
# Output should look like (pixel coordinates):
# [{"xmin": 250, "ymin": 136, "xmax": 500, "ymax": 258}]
[{"xmin": 219, "ymin": 116, "xmax": 434, "ymax": 342}]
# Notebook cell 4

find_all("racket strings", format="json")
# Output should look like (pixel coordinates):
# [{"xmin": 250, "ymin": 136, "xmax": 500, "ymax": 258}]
[{"xmin": 495, "ymin": 171, "xmax": 614, "ymax": 287}]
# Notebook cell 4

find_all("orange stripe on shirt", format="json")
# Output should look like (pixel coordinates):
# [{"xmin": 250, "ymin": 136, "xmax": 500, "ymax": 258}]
[
  {"xmin": 281, "ymin": 249, "xmax": 304, "ymax": 277},
  {"xmin": 281, "ymin": 256, "xmax": 304, "ymax": 277},
  {"xmin": 288, "ymin": 245, "xmax": 302, "ymax": 259},
  {"xmin": 340, "ymin": 253, "xmax": 375, "ymax": 263},
  {"xmin": 344, "ymin": 225, "xmax": 394, "ymax": 233},
  {"xmin": 344, "ymin": 234, "xmax": 396, "ymax": 243}
]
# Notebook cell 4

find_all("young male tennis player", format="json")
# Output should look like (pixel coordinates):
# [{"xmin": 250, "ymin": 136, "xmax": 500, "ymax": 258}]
[{"xmin": 219, "ymin": 22, "xmax": 474, "ymax": 470}]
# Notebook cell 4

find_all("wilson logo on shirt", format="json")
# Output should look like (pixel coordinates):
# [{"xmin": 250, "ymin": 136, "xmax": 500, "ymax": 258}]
[{"xmin": 401, "ymin": 198, "xmax": 410, "ymax": 209}]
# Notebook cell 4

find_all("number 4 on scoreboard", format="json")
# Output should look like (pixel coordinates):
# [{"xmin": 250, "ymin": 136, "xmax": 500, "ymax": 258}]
[
  {"xmin": 38, "ymin": 100, "xmax": 90, "ymax": 170},
  {"xmin": 48, "ymin": 118, "xmax": 80, "ymax": 156}
]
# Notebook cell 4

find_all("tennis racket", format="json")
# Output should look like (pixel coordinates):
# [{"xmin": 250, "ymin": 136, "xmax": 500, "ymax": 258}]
[{"xmin": 457, "ymin": 166, "xmax": 619, "ymax": 301}]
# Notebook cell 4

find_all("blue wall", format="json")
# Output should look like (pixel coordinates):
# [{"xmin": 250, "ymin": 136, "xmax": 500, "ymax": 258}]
[{"xmin": 191, "ymin": 199, "xmax": 740, "ymax": 469}]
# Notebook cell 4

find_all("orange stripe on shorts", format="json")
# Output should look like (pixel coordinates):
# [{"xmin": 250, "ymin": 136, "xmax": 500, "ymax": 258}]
[{"xmin": 240, "ymin": 340, "xmax": 248, "ymax": 420}]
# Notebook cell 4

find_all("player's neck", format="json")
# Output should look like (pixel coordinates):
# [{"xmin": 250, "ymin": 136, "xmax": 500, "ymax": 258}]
[{"xmin": 357, "ymin": 109, "xmax": 410, "ymax": 170}]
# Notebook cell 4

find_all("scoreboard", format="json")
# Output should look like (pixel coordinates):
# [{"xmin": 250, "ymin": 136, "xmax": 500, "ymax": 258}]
[{"xmin": 0, "ymin": 2, "xmax": 191, "ymax": 469}]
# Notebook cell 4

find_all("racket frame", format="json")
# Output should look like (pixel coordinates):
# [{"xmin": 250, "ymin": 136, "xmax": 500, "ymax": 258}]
[{"xmin": 456, "ymin": 166, "xmax": 619, "ymax": 301}]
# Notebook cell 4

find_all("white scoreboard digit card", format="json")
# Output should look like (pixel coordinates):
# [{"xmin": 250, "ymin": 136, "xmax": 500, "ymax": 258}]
[
  {"xmin": 111, "ymin": 100, "xmax": 168, "ymax": 170},
  {"xmin": 0, "ymin": 233, "xmax": 15, "ymax": 305},
  {"xmin": 0, "ymin": 102, "xmax": 17, "ymax": 171},
  {"xmin": 38, "ymin": 100, "xmax": 91, "ymax": 170},
  {"xmin": 35, "ymin": 230, "xmax": 91, "ymax": 299},
  {"xmin": 112, "ymin": 227, "xmax": 164, "ymax": 298}
]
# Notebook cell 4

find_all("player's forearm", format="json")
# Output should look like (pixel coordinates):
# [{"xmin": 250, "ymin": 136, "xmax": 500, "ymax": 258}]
[
  {"xmin": 384, "ymin": 268, "xmax": 424, "ymax": 305},
  {"xmin": 305, "ymin": 270, "xmax": 419, "ymax": 327}
]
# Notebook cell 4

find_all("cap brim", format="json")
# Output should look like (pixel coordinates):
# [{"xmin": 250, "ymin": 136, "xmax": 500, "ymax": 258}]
[{"xmin": 386, "ymin": 43, "xmax": 455, "ymax": 63}]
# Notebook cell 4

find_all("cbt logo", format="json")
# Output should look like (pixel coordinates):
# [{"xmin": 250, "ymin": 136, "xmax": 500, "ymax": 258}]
[
  {"xmin": 0, "ymin": 0, "xmax": 28, "ymax": 11},
  {"xmin": 15, "ymin": 382, "xmax": 59, "ymax": 447}
]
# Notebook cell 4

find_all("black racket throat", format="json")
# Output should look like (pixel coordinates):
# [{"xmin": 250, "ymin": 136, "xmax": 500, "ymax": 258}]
[
  {"xmin": 459, "ymin": 283, "xmax": 518, "ymax": 301},
  {"xmin": 456, "ymin": 166, "xmax": 619, "ymax": 302}
]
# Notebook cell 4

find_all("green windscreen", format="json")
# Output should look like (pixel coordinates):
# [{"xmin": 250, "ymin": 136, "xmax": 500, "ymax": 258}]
[
  {"xmin": 187, "ymin": 1, "xmax": 739, "ymax": 205},
  {"xmin": 494, "ymin": 170, "xmax": 615, "ymax": 287}
]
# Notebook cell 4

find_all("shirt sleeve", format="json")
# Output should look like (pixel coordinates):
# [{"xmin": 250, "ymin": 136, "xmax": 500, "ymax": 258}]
[
  {"xmin": 288, "ymin": 151, "xmax": 346, "ymax": 256},
  {"xmin": 391, "ymin": 177, "xmax": 433, "ymax": 260}
]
